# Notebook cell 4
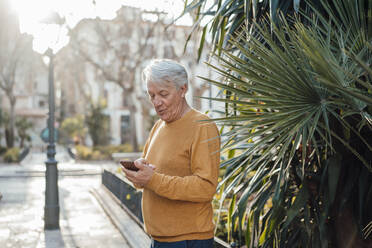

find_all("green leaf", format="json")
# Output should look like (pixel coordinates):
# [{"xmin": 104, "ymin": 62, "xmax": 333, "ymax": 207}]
[
  {"xmin": 364, "ymin": 221, "xmax": 372, "ymax": 239},
  {"xmin": 284, "ymin": 184, "xmax": 309, "ymax": 228},
  {"xmin": 245, "ymin": 211, "xmax": 252, "ymax": 247},
  {"xmin": 294, "ymin": 0, "xmax": 301, "ymax": 13},
  {"xmin": 218, "ymin": 17, "xmax": 228, "ymax": 56},
  {"xmin": 228, "ymin": 194, "xmax": 237, "ymax": 242},
  {"xmin": 269, "ymin": 0, "xmax": 279, "ymax": 26},
  {"xmin": 197, "ymin": 25, "xmax": 208, "ymax": 62},
  {"xmin": 327, "ymin": 154, "xmax": 341, "ymax": 207}
]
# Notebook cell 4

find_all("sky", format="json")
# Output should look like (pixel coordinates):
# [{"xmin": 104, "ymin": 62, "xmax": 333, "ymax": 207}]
[{"xmin": 9, "ymin": 0, "xmax": 190, "ymax": 53}]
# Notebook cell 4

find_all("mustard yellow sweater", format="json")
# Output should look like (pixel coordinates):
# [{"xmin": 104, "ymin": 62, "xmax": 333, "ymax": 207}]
[{"xmin": 142, "ymin": 109, "xmax": 220, "ymax": 242}]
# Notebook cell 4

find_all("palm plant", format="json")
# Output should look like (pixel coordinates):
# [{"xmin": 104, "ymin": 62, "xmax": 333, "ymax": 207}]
[
  {"xmin": 198, "ymin": 0, "xmax": 371, "ymax": 247},
  {"xmin": 183, "ymin": 0, "xmax": 324, "ymax": 57}
]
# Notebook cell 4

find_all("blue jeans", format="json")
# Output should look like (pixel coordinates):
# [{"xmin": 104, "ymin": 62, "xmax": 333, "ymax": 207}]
[{"xmin": 150, "ymin": 238, "xmax": 214, "ymax": 248}]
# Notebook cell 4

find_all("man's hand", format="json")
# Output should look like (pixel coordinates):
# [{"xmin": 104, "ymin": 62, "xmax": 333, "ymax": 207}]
[{"xmin": 122, "ymin": 158, "xmax": 155, "ymax": 187}]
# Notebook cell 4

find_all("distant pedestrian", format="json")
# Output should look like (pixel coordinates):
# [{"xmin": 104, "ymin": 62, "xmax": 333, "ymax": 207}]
[{"xmin": 121, "ymin": 59, "xmax": 220, "ymax": 248}]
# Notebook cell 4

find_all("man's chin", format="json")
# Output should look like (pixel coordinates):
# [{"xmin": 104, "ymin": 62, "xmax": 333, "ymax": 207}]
[{"xmin": 159, "ymin": 114, "xmax": 170, "ymax": 122}]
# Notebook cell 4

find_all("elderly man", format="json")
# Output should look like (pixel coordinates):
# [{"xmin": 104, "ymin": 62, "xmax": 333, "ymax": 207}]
[{"xmin": 122, "ymin": 59, "xmax": 220, "ymax": 248}]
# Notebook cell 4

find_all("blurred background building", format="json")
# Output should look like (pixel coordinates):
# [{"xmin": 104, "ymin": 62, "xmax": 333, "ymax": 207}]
[
  {"xmin": 0, "ymin": 0, "xmax": 220, "ymax": 151},
  {"xmin": 0, "ymin": 0, "xmax": 49, "ymax": 148}
]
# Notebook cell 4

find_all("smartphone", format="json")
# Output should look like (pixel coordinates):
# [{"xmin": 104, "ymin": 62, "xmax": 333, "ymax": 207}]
[{"xmin": 120, "ymin": 160, "xmax": 139, "ymax": 171}]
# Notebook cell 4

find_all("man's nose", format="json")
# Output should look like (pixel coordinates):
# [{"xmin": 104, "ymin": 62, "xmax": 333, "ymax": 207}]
[{"xmin": 153, "ymin": 97, "xmax": 162, "ymax": 107}]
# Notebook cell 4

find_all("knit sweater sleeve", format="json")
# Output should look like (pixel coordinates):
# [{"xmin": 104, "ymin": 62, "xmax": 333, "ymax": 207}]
[
  {"xmin": 145, "ymin": 122, "xmax": 220, "ymax": 202},
  {"xmin": 133, "ymin": 120, "xmax": 161, "ymax": 190}
]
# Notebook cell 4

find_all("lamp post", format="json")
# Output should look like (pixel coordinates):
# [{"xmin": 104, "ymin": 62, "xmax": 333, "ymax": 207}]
[{"xmin": 44, "ymin": 47, "xmax": 60, "ymax": 229}]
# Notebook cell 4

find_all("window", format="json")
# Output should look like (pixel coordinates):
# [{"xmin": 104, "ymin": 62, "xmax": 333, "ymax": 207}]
[
  {"xmin": 163, "ymin": 45, "xmax": 175, "ymax": 58},
  {"xmin": 122, "ymin": 93, "xmax": 129, "ymax": 107},
  {"xmin": 104, "ymin": 89, "xmax": 108, "ymax": 99},
  {"xmin": 39, "ymin": 100, "xmax": 45, "ymax": 108},
  {"xmin": 120, "ymin": 115, "xmax": 131, "ymax": 144}
]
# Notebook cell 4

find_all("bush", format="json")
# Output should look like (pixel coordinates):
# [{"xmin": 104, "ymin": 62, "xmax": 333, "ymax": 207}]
[
  {"xmin": 3, "ymin": 147, "xmax": 20, "ymax": 163},
  {"xmin": 59, "ymin": 115, "xmax": 87, "ymax": 145},
  {"xmin": 91, "ymin": 150, "xmax": 104, "ymax": 160},
  {"xmin": 0, "ymin": 146, "xmax": 6, "ymax": 155},
  {"xmin": 85, "ymin": 100, "xmax": 110, "ymax": 146},
  {"xmin": 94, "ymin": 144, "xmax": 134, "ymax": 158},
  {"xmin": 75, "ymin": 144, "xmax": 134, "ymax": 160},
  {"xmin": 75, "ymin": 145, "xmax": 93, "ymax": 160}
]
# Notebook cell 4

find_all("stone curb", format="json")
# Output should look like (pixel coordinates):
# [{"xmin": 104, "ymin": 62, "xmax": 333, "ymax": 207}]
[
  {"xmin": 0, "ymin": 171, "xmax": 101, "ymax": 178},
  {"xmin": 0, "ymin": 168, "xmax": 102, "ymax": 178},
  {"xmin": 91, "ymin": 185, "xmax": 151, "ymax": 248}
]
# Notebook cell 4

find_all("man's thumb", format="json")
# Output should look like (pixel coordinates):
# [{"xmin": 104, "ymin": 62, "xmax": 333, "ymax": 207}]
[{"xmin": 135, "ymin": 161, "xmax": 145, "ymax": 170}]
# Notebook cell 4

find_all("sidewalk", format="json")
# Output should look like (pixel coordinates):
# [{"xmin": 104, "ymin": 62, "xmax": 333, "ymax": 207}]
[
  {"xmin": 0, "ymin": 161, "xmax": 105, "ymax": 178},
  {"xmin": 0, "ymin": 150, "xmax": 149, "ymax": 248},
  {"xmin": 0, "ymin": 148, "xmax": 116, "ymax": 178}
]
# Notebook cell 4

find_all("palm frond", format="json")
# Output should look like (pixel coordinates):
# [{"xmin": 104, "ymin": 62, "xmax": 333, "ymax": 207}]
[{"xmin": 206, "ymin": 0, "xmax": 372, "ymax": 246}]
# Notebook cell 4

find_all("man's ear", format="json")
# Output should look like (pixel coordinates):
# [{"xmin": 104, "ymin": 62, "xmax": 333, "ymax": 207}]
[{"xmin": 180, "ymin": 84, "xmax": 188, "ymax": 97}]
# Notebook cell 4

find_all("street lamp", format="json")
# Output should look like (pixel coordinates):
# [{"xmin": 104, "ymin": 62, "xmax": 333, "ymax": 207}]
[
  {"xmin": 41, "ymin": 11, "xmax": 65, "ymax": 230},
  {"xmin": 44, "ymin": 47, "xmax": 59, "ymax": 229}
]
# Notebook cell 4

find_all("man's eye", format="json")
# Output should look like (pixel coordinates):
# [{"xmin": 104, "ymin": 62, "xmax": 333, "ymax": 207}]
[{"xmin": 160, "ymin": 93, "xmax": 168, "ymax": 97}]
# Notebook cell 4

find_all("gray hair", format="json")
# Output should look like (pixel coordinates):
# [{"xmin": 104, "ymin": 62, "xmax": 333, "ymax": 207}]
[{"xmin": 143, "ymin": 59, "xmax": 188, "ymax": 89}]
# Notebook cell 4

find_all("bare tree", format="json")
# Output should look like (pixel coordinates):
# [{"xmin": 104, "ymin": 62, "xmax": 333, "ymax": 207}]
[
  {"xmin": 0, "ymin": 0, "xmax": 34, "ymax": 148},
  {"xmin": 66, "ymin": 5, "xmax": 214, "ymax": 149},
  {"xmin": 54, "ymin": 45, "xmax": 92, "ymax": 118},
  {"xmin": 68, "ymin": 8, "xmax": 171, "ymax": 151}
]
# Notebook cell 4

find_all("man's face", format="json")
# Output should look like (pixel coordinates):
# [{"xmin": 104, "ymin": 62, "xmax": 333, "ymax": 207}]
[{"xmin": 147, "ymin": 81, "xmax": 187, "ymax": 123}]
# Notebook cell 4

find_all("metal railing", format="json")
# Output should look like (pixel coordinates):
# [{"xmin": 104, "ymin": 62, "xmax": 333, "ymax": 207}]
[{"xmin": 102, "ymin": 170, "xmax": 143, "ymax": 222}]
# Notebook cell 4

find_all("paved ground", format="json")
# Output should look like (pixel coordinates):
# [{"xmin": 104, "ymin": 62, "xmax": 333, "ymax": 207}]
[{"xmin": 0, "ymin": 149, "xmax": 133, "ymax": 248}]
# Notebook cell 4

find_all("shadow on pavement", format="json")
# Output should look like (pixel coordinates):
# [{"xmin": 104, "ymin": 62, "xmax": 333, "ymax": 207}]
[{"xmin": 44, "ymin": 230, "xmax": 66, "ymax": 248}]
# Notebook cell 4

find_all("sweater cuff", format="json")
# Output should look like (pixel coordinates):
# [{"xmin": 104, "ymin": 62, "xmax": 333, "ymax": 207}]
[{"xmin": 145, "ymin": 172, "xmax": 161, "ymax": 191}]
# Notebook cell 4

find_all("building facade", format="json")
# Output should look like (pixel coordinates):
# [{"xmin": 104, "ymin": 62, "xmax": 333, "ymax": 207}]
[
  {"xmin": 0, "ymin": 0, "xmax": 49, "ymax": 148},
  {"xmin": 55, "ymin": 5, "xmax": 221, "ymax": 148}
]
